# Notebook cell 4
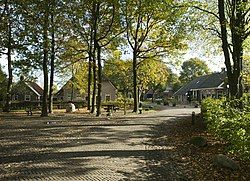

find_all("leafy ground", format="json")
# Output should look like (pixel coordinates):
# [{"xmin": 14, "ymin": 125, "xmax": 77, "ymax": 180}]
[
  {"xmin": 141, "ymin": 115, "xmax": 250, "ymax": 180},
  {"xmin": 0, "ymin": 108, "xmax": 250, "ymax": 180}
]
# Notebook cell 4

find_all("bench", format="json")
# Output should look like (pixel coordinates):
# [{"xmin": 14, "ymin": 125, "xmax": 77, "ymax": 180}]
[
  {"xmin": 104, "ymin": 106, "xmax": 119, "ymax": 112},
  {"xmin": 114, "ymin": 107, "xmax": 120, "ymax": 112},
  {"xmin": 103, "ymin": 104, "xmax": 114, "ymax": 112}
]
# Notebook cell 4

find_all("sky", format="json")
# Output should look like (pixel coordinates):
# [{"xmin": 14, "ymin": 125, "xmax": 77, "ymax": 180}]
[{"xmin": 182, "ymin": 50, "xmax": 224, "ymax": 73}]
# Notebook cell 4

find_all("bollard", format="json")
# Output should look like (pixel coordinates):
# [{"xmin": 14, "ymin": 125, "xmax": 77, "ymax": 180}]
[{"xmin": 192, "ymin": 111, "xmax": 195, "ymax": 125}]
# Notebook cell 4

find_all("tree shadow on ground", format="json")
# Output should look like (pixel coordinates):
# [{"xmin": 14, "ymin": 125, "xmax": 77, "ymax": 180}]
[
  {"xmin": 0, "ymin": 114, "xmax": 154, "ymax": 180},
  {"xmin": 122, "ymin": 116, "xmax": 250, "ymax": 181}
]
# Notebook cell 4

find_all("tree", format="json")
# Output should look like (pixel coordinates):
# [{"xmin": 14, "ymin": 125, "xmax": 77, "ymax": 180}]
[
  {"xmin": 168, "ymin": 72, "xmax": 182, "ymax": 93},
  {"xmin": 123, "ymin": 0, "xmax": 188, "ymax": 112},
  {"xmin": 0, "ymin": 65, "xmax": 7, "ymax": 103},
  {"xmin": 103, "ymin": 50, "xmax": 133, "ymax": 114},
  {"xmin": 137, "ymin": 59, "xmax": 169, "ymax": 102},
  {"xmin": 187, "ymin": 0, "xmax": 250, "ymax": 99},
  {"xmin": 242, "ymin": 54, "xmax": 250, "ymax": 92},
  {"xmin": 62, "ymin": 0, "xmax": 96, "ymax": 112},
  {"xmin": 0, "ymin": 0, "xmax": 17, "ymax": 112},
  {"xmin": 218, "ymin": 0, "xmax": 250, "ymax": 99},
  {"xmin": 179, "ymin": 58, "xmax": 210, "ymax": 84},
  {"xmin": 16, "ymin": 0, "xmax": 64, "ymax": 116},
  {"xmin": 39, "ymin": 0, "xmax": 50, "ymax": 117},
  {"xmin": 49, "ymin": 0, "xmax": 55, "ymax": 114},
  {"xmin": 93, "ymin": 1, "xmax": 122, "ymax": 116},
  {"xmin": 0, "ymin": 0, "xmax": 31, "ymax": 112},
  {"xmin": 103, "ymin": 50, "xmax": 133, "ymax": 95},
  {"xmin": 65, "ymin": 0, "xmax": 122, "ymax": 116}
]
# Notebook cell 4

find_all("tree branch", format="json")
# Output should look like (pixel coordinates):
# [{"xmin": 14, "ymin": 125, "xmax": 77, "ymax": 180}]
[
  {"xmin": 97, "ymin": 4, "xmax": 115, "ymax": 41},
  {"xmin": 192, "ymin": 5, "xmax": 220, "ymax": 20},
  {"xmin": 0, "ymin": 0, "xmax": 8, "ymax": 18}
]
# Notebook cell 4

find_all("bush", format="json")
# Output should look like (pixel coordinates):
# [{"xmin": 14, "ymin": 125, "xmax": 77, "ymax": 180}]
[{"xmin": 201, "ymin": 96, "xmax": 250, "ymax": 160}]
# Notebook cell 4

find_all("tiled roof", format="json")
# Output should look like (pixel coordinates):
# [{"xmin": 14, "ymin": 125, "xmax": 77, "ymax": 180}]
[{"xmin": 175, "ymin": 71, "xmax": 227, "ymax": 95}]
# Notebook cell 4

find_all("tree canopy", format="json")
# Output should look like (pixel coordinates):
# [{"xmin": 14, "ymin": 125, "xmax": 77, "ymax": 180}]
[
  {"xmin": 179, "ymin": 58, "xmax": 210, "ymax": 84},
  {"xmin": 1, "ymin": 0, "xmax": 249, "ymax": 114},
  {"xmin": 183, "ymin": 0, "xmax": 250, "ymax": 99}
]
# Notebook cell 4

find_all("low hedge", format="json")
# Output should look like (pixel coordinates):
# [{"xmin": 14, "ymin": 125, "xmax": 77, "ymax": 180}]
[{"xmin": 201, "ymin": 96, "xmax": 250, "ymax": 159}]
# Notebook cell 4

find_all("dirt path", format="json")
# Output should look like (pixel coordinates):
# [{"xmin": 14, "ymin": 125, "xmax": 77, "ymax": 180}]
[{"xmin": 1, "ymin": 107, "xmax": 249, "ymax": 180}]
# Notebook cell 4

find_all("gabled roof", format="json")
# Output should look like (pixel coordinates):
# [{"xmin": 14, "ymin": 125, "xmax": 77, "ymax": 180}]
[
  {"xmin": 102, "ymin": 74, "xmax": 117, "ymax": 90},
  {"xmin": 175, "ymin": 71, "xmax": 227, "ymax": 95},
  {"xmin": 25, "ymin": 81, "xmax": 44, "ymax": 96},
  {"xmin": 56, "ymin": 74, "xmax": 117, "ymax": 96},
  {"xmin": 55, "ymin": 77, "xmax": 77, "ymax": 96}
]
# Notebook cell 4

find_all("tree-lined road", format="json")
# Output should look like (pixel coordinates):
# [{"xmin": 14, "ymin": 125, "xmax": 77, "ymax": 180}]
[{"xmin": 0, "ymin": 107, "xmax": 199, "ymax": 180}]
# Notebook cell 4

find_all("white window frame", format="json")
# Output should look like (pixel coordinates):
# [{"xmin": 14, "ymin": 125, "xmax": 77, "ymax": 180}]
[
  {"xmin": 25, "ymin": 95, "xmax": 31, "ymax": 101},
  {"xmin": 105, "ymin": 94, "xmax": 111, "ymax": 102}
]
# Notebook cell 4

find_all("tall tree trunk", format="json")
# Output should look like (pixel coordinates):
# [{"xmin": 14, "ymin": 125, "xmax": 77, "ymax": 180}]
[
  {"xmin": 4, "ymin": 18, "xmax": 12, "ymax": 112},
  {"xmin": 41, "ymin": 1, "xmax": 49, "ymax": 117},
  {"xmin": 96, "ymin": 43, "xmax": 102, "ymax": 116},
  {"xmin": 218, "ymin": 0, "xmax": 245, "ymax": 100},
  {"xmin": 218, "ymin": 0, "xmax": 235, "ymax": 97},
  {"xmin": 123, "ymin": 93, "xmax": 127, "ymax": 115},
  {"xmin": 49, "ymin": 0, "xmax": 55, "ymax": 114},
  {"xmin": 232, "ymin": 0, "xmax": 244, "ymax": 99},
  {"xmin": 87, "ymin": 5, "xmax": 94, "ymax": 111},
  {"xmin": 91, "ymin": 2, "xmax": 98, "ymax": 114},
  {"xmin": 91, "ymin": 61, "xmax": 97, "ymax": 113},
  {"xmin": 87, "ymin": 54, "xmax": 92, "ymax": 110},
  {"xmin": 132, "ymin": 51, "xmax": 138, "ymax": 113}
]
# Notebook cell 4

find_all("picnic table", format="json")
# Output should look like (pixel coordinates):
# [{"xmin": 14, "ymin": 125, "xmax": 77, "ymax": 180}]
[
  {"xmin": 103, "ymin": 104, "xmax": 115, "ymax": 112},
  {"xmin": 103, "ymin": 104, "xmax": 120, "ymax": 116}
]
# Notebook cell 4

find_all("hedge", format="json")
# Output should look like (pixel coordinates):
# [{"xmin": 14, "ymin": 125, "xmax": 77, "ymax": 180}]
[{"xmin": 201, "ymin": 96, "xmax": 250, "ymax": 160}]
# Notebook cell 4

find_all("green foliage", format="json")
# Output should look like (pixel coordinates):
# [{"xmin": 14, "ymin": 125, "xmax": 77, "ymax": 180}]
[
  {"xmin": 168, "ymin": 71, "xmax": 181, "ymax": 93},
  {"xmin": 138, "ymin": 58, "xmax": 169, "ymax": 94},
  {"xmin": 243, "ymin": 55, "xmax": 250, "ymax": 92},
  {"xmin": 103, "ymin": 52, "xmax": 133, "ymax": 94},
  {"xmin": 179, "ymin": 58, "xmax": 210, "ymax": 85},
  {"xmin": 201, "ymin": 97, "xmax": 250, "ymax": 159}
]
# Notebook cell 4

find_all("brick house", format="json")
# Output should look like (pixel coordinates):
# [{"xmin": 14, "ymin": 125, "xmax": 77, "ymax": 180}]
[{"xmin": 55, "ymin": 75, "xmax": 117, "ymax": 102}]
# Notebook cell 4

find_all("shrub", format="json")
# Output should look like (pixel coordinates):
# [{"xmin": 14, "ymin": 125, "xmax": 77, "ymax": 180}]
[{"xmin": 201, "ymin": 96, "xmax": 250, "ymax": 159}]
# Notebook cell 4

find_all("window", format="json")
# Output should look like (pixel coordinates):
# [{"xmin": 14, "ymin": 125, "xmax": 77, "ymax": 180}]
[
  {"xmin": 105, "ymin": 94, "xmax": 111, "ymax": 102},
  {"xmin": 13, "ymin": 95, "xmax": 18, "ymax": 101},
  {"xmin": 67, "ymin": 94, "xmax": 72, "ymax": 101},
  {"xmin": 25, "ymin": 95, "xmax": 31, "ymax": 101}
]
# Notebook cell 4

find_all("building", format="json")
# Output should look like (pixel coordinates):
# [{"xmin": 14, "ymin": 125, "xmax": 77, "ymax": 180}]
[
  {"xmin": 175, "ymin": 71, "xmax": 227, "ymax": 104},
  {"xmin": 12, "ymin": 80, "xmax": 43, "ymax": 102},
  {"xmin": 55, "ymin": 75, "xmax": 117, "ymax": 102}
]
